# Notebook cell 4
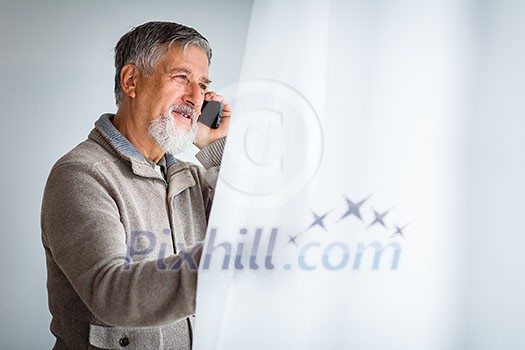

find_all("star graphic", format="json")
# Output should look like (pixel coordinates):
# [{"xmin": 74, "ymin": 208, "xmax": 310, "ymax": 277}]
[
  {"xmin": 338, "ymin": 194, "xmax": 371, "ymax": 222},
  {"xmin": 366, "ymin": 207, "xmax": 392, "ymax": 230},
  {"xmin": 287, "ymin": 234, "xmax": 299, "ymax": 246},
  {"xmin": 307, "ymin": 210, "xmax": 331, "ymax": 231},
  {"xmin": 390, "ymin": 223, "xmax": 409, "ymax": 239}
]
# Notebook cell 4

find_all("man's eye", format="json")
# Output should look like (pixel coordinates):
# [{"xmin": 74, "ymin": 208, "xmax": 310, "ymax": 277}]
[
  {"xmin": 174, "ymin": 75, "xmax": 188, "ymax": 82},
  {"xmin": 199, "ymin": 83, "xmax": 208, "ymax": 91}
]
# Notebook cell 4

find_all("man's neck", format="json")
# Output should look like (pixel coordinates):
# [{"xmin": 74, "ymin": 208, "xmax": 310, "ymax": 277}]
[{"xmin": 112, "ymin": 109, "xmax": 165, "ymax": 164}]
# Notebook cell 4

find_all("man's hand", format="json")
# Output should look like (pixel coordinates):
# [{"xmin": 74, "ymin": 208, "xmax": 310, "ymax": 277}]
[{"xmin": 194, "ymin": 91, "xmax": 231, "ymax": 149}]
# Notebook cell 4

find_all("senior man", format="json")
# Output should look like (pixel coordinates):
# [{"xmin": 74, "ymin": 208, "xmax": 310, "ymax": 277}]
[{"xmin": 41, "ymin": 21, "xmax": 230, "ymax": 349}]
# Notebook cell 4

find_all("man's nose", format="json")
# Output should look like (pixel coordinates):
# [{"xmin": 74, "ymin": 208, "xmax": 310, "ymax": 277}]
[{"xmin": 182, "ymin": 82, "xmax": 203, "ymax": 108}]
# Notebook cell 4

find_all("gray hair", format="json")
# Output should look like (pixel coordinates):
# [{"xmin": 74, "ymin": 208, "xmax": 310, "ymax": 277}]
[{"xmin": 114, "ymin": 21, "xmax": 212, "ymax": 106}]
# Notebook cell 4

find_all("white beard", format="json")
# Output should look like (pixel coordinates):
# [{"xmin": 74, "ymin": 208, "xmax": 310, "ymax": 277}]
[{"xmin": 148, "ymin": 104, "xmax": 198, "ymax": 155}]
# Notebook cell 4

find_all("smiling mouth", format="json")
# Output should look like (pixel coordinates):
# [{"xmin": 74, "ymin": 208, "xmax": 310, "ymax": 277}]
[
  {"xmin": 168, "ymin": 104, "xmax": 196, "ymax": 125},
  {"xmin": 174, "ymin": 111, "xmax": 192, "ymax": 120},
  {"xmin": 170, "ymin": 106, "xmax": 196, "ymax": 124}
]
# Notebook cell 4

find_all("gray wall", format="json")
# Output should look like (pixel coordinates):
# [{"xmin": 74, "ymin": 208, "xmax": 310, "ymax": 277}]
[{"xmin": 0, "ymin": 1, "xmax": 252, "ymax": 348}]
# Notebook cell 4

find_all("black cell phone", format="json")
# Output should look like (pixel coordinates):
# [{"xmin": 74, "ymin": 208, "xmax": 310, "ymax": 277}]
[{"xmin": 198, "ymin": 100, "xmax": 223, "ymax": 129}]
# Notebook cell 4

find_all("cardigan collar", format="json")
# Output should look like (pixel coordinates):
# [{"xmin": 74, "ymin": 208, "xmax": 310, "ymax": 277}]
[{"xmin": 88, "ymin": 114, "xmax": 179, "ymax": 178}]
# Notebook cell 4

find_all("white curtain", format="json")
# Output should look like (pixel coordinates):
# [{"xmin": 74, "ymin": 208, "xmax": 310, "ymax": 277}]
[{"xmin": 194, "ymin": 1, "xmax": 525, "ymax": 349}]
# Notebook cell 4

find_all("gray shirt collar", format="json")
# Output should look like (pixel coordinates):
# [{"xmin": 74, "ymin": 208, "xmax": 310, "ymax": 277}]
[{"xmin": 94, "ymin": 113, "xmax": 177, "ymax": 168}]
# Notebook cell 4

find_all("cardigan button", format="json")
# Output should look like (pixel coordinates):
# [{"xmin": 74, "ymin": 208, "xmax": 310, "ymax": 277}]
[{"xmin": 119, "ymin": 336, "xmax": 130, "ymax": 347}]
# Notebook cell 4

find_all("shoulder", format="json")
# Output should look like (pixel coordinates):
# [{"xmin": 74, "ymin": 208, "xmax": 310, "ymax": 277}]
[
  {"xmin": 53, "ymin": 137, "xmax": 120, "ymax": 171},
  {"xmin": 44, "ymin": 137, "xmax": 126, "ymax": 200}
]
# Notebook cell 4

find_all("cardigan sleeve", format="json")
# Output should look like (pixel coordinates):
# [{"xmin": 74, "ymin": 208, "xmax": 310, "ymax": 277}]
[{"xmin": 41, "ymin": 161, "xmax": 201, "ymax": 327}]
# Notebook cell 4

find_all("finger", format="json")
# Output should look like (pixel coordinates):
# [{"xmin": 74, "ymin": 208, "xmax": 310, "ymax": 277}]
[
  {"xmin": 211, "ymin": 95, "xmax": 225, "ymax": 103},
  {"xmin": 204, "ymin": 91, "xmax": 231, "ymax": 116},
  {"xmin": 205, "ymin": 91, "xmax": 227, "ymax": 103},
  {"xmin": 204, "ymin": 91, "xmax": 217, "ymax": 100}
]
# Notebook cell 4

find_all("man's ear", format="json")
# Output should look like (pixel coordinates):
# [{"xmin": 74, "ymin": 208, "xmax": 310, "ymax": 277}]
[{"xmin": 120, "ymin": 64, "xmax": 138, "ymax": 99}]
